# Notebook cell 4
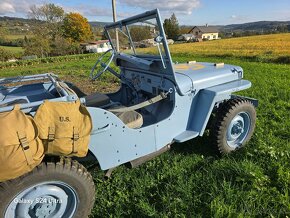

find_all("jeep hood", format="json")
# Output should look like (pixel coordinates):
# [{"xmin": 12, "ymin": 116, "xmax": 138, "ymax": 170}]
[{"xmin": 174, "ymin": 62, "xmax": 244, "ymax": 94}]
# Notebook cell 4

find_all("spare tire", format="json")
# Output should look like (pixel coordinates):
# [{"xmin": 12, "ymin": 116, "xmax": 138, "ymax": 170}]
[{"xmin": 0, "ymin": 158, "xmax": 95, "ymax": 218}]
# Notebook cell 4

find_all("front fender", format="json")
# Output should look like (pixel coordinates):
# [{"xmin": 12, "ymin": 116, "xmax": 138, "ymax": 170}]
[{"xmin": 188, "ymin": 79, "xmax": 252, "ymax": 136}]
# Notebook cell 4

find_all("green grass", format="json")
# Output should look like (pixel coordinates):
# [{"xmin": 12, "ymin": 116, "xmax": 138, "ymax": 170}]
[
  {"xmin": 0, "ymin": 41, "xmax": 289, "ymax": 217},
  {"xmin": 0, "ymin": 45, "xmax": 24, "ymax": 55},
  {"xmin": 5, "ymin": 34, "xmax": 33, "ymax": 40}
]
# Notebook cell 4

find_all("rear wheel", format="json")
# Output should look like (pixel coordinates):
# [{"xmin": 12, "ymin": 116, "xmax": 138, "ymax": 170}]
[
  {"xmin": 211, "ymin": 98, "xmax": 256, "ymax": 154},
  {"xmin": 0, "ymin": 158, "xmax": 95, "ymax": 218}
]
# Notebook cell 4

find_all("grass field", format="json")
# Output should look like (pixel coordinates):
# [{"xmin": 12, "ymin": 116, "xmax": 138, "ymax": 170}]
[
  {"xmin": 0, "ymin": 45, "xmax": 24, "ymax": 53},
  {"xmin": 0, "ymin": 45, "xmax": 24, "ymax": 56},
  {"xmin": 0, "ymin": 34, "xmax": 290, "ymax": 217},
  {"xmin": 5, "ymin": 34, "xmax": 33, "ymax": 40},
  {"xmin": 146, "ymin": 33, "xmax": 290, "ymax": 64}
]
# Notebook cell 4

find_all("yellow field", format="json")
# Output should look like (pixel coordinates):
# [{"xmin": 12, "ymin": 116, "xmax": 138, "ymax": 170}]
[{"xmin": 145, "ymin": 33, "xmax": 290, "ymax": 59}]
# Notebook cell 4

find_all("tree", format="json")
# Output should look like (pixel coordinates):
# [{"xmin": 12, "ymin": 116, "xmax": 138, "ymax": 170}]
[
  {"xmin": 163, "ymin": 13, "xmax": 180, "ymax": 40},
  {"xmin": 277, "ymin": 25, "xmax": 288, "ymax": 33},
  {"xmin": 0, "ymin": 28, "xmax": 8, "ymax": 44},
  {"xmin": 0, "ymin": 48, "xmax": 12, "ymax": 62},
  {"xmin": 23, "ymin": 36, "xmax": 51, "ymax": 58},
  {"xmin": 29, "ymin": 3, "xmax": 64, "ymax": 39},
  {"xmin": 129, "ymin": 26, "xmax": 151, "ymax": 41},
  {"xmin": 29, "ymin": 3, "xmax": 64, "ymax": 23},
  {"xmin": 50, "ymin": 36, "xmax": 81, "ymax": 56},
  {"xmin": 62, "ymin": 13, "xmax": 93, "ymax": 42}
]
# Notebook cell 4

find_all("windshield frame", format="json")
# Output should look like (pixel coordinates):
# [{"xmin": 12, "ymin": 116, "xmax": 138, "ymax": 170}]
[{"xmin": 104, "ymin": 9, "xmax": 175, "ymax": 74}]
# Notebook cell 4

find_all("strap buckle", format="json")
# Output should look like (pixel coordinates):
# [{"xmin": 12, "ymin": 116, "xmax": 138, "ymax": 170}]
[
  {"xmin": 17, "ymin": 131, "xmax": 34, "ymax": 166},
  {"xmin": 72, "ymin": 127, "xmax": 80, "ymax": 154},
  {"xmin": 19, "ymin": 136, "xmax": 29, "ymax": 150},
  {"xmin": 73, "ymin": 133, "xmax": 80, "ymax": 141},
  {"xmin": 48, "ymin": 127, "xmax": 55, "ymax": 141}
]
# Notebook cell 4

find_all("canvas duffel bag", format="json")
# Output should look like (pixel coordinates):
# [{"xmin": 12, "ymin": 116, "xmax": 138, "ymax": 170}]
[
  {"xmin": 0, "ymin": 105, "xmax": 44, "ymax": 182},
  {"xmin": 34, "ymin": 100, "xmax": 92, "ymax": 157}
]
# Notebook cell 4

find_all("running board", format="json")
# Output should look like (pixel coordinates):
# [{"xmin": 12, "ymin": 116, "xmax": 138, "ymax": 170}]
[
  {"xmin": 129, "ymin": 144, "xmax": 171, "ymax": 168},
  {"xmin": 174, "ymin": 131, "xmax": 199, "ymax": 143}
]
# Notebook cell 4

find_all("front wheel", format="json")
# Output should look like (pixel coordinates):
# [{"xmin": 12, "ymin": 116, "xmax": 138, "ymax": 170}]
[
  {"xmin": 0, "ymin": 158, "xmax": 95, "ymax": 218},
  {"xmin": 211, "ymin": 98, "xmax": 256, "ymax": 154}
]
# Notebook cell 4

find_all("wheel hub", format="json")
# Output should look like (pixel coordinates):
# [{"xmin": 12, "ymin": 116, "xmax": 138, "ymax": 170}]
[
  {"xmin": 5, "ymin": 182, "xmax": 78, "ymax": 218},
  {"xmin": 226, "ymin": 112, "xmax": 251, "ymax": 148},
  {"xmin": 33, "ymin": 196, "xmax": 57, "ymax": 218},
  {"xmin": 231, "ymin": 121, "xmax": 244, "ymax": 136}
]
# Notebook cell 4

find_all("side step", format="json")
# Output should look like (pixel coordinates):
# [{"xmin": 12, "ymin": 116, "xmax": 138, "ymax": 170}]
[
  {"xmin": 129, "ymin": 144, "xmax": 171, "ymax": 168},
  {"xmin": 174, "ymin": 130, "xmax": 199, "ymax": 143}
]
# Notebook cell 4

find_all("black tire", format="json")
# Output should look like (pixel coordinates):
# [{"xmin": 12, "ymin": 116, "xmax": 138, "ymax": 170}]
[
  {"xmin": 211, "ymin": 98, "xmax": 256, "ymax": 154},
  {"xmin": 0, "ymin": 158, "xmax": 95, "ymax": 218}
]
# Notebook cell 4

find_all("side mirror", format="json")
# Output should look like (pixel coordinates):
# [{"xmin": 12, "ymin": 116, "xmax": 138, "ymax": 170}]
[{"xmin": 154, "ymin": 36, "xmax": 163, "ymax": 43}]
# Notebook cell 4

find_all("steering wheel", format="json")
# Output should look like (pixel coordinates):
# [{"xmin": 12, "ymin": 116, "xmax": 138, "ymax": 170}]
[{"xmin": 90, "ymin": 49, "xmax": 115, "ymax": 80}]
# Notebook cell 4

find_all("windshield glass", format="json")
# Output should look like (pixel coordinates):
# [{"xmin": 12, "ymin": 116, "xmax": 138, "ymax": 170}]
[{"xmin": 105, "ymin": 17, "xmax": 169, "ymax": 68}]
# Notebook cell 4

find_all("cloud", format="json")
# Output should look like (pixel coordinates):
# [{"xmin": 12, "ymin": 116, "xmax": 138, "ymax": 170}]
[
  {"xmin": 228, "ymin": 14, "xmax": 251, "ymax": 23},
  {"xmin": 119, "ymin": 0, "xmax": 201, "ymax": 15},
  {"xmin": 67, "ymin": 5, "xmax": 114, "ymax": 17},
  {"xmin": 61, "ymin": 4, "xmax": 133, "ymax": 20},
  {"xmin": 0, "ymin": 0, "xmax": 39, "ymax": 16},
  {"xmin": 0, "ymin": 2, "xmax": 15, "ymax": 14},
  {"xmin": 271, "ymin": 9, "xmax": 290, "ymax": 21}
]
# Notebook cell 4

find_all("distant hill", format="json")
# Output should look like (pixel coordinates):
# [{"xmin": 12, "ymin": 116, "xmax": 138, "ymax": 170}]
[
  {"xmin": 222, "ymin": 21, "xmax": 290, "ymax": 32},
  {"xmin": 0, "ymin": 16, "xmax": 37, "ymax": 25},
  {"xmin": 1, "ymin": 15, "xmax": 289, "ymax": 34},
  {"xmin": 89, "ymin": 21, "xmax": 111, "ymax": 28}
]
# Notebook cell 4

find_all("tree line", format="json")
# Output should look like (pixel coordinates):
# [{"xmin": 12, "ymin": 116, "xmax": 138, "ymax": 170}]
[{"xmin": 24, "ymin": 3, "xmax": 93, "ymax": 58}]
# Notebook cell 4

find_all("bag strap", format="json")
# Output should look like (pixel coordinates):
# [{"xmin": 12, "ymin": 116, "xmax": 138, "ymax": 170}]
[
  {"xmin": 108, "ymin": 92, "xmax": 168, "ymax": 113},
  {"xmin": 14, "ymin": 104, "xmax": 21, "ymax": 111},
  {"xmin": 72, "ymin": 127, "xmax": 80, "ymax": 154},
  {"xmin": 17, "ymin": 131, "xmax": 34, "ymax": 166},
  {"xmin": 47, "ymin": 127, "xmax": 55, "ymax": 153},
  {"xmin": 58, "ymin": 82, "xmax": 77, "ymax": 96}
]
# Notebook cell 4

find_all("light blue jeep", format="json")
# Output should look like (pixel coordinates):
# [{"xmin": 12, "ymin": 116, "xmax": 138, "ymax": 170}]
[{"xmin": 0, "ymin": 9, "xmax": 257, "ymax": 218}]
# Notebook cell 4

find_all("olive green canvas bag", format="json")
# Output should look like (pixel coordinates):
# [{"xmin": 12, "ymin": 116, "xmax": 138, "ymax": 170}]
[
  {"xmin": 34, "ymin": 100, "xmax": 92, "ymax": 157},
  {"xmin": 0, "ymin": 105, "xmax": 44, "ymax": 182}
]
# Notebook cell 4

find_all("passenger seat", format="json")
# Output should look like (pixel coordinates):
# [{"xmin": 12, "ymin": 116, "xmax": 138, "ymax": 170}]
[{"xmin": 65, "ymin": 82, "xmax": 143, "ymax": 129}]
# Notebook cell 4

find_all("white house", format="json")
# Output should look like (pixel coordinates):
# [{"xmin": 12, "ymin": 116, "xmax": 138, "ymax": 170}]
[
  {"xmin": 81, "ymin": 40, "xmax": 112, "ymax": 53},
  {"xmin": 177, "ymin": 34, "xmax": 196, "ymax": 41},
  {"xmin": 188, "ymin": 25, "xmax": 219, "ymax": 40}
]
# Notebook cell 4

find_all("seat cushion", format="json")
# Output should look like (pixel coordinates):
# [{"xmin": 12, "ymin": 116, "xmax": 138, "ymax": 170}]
[
  {"xmin": 84, "ymin": 92, "xmax": 110, "ymax": 107},
  {"xmin": 115, "ymin": 110, "xmax": 143, "ymax": 129}
]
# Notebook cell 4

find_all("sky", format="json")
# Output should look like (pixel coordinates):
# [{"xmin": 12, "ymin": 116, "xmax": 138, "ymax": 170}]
[{"xmin": 0, "ymin": 0, "xmax": 289, "ymax": 25}]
